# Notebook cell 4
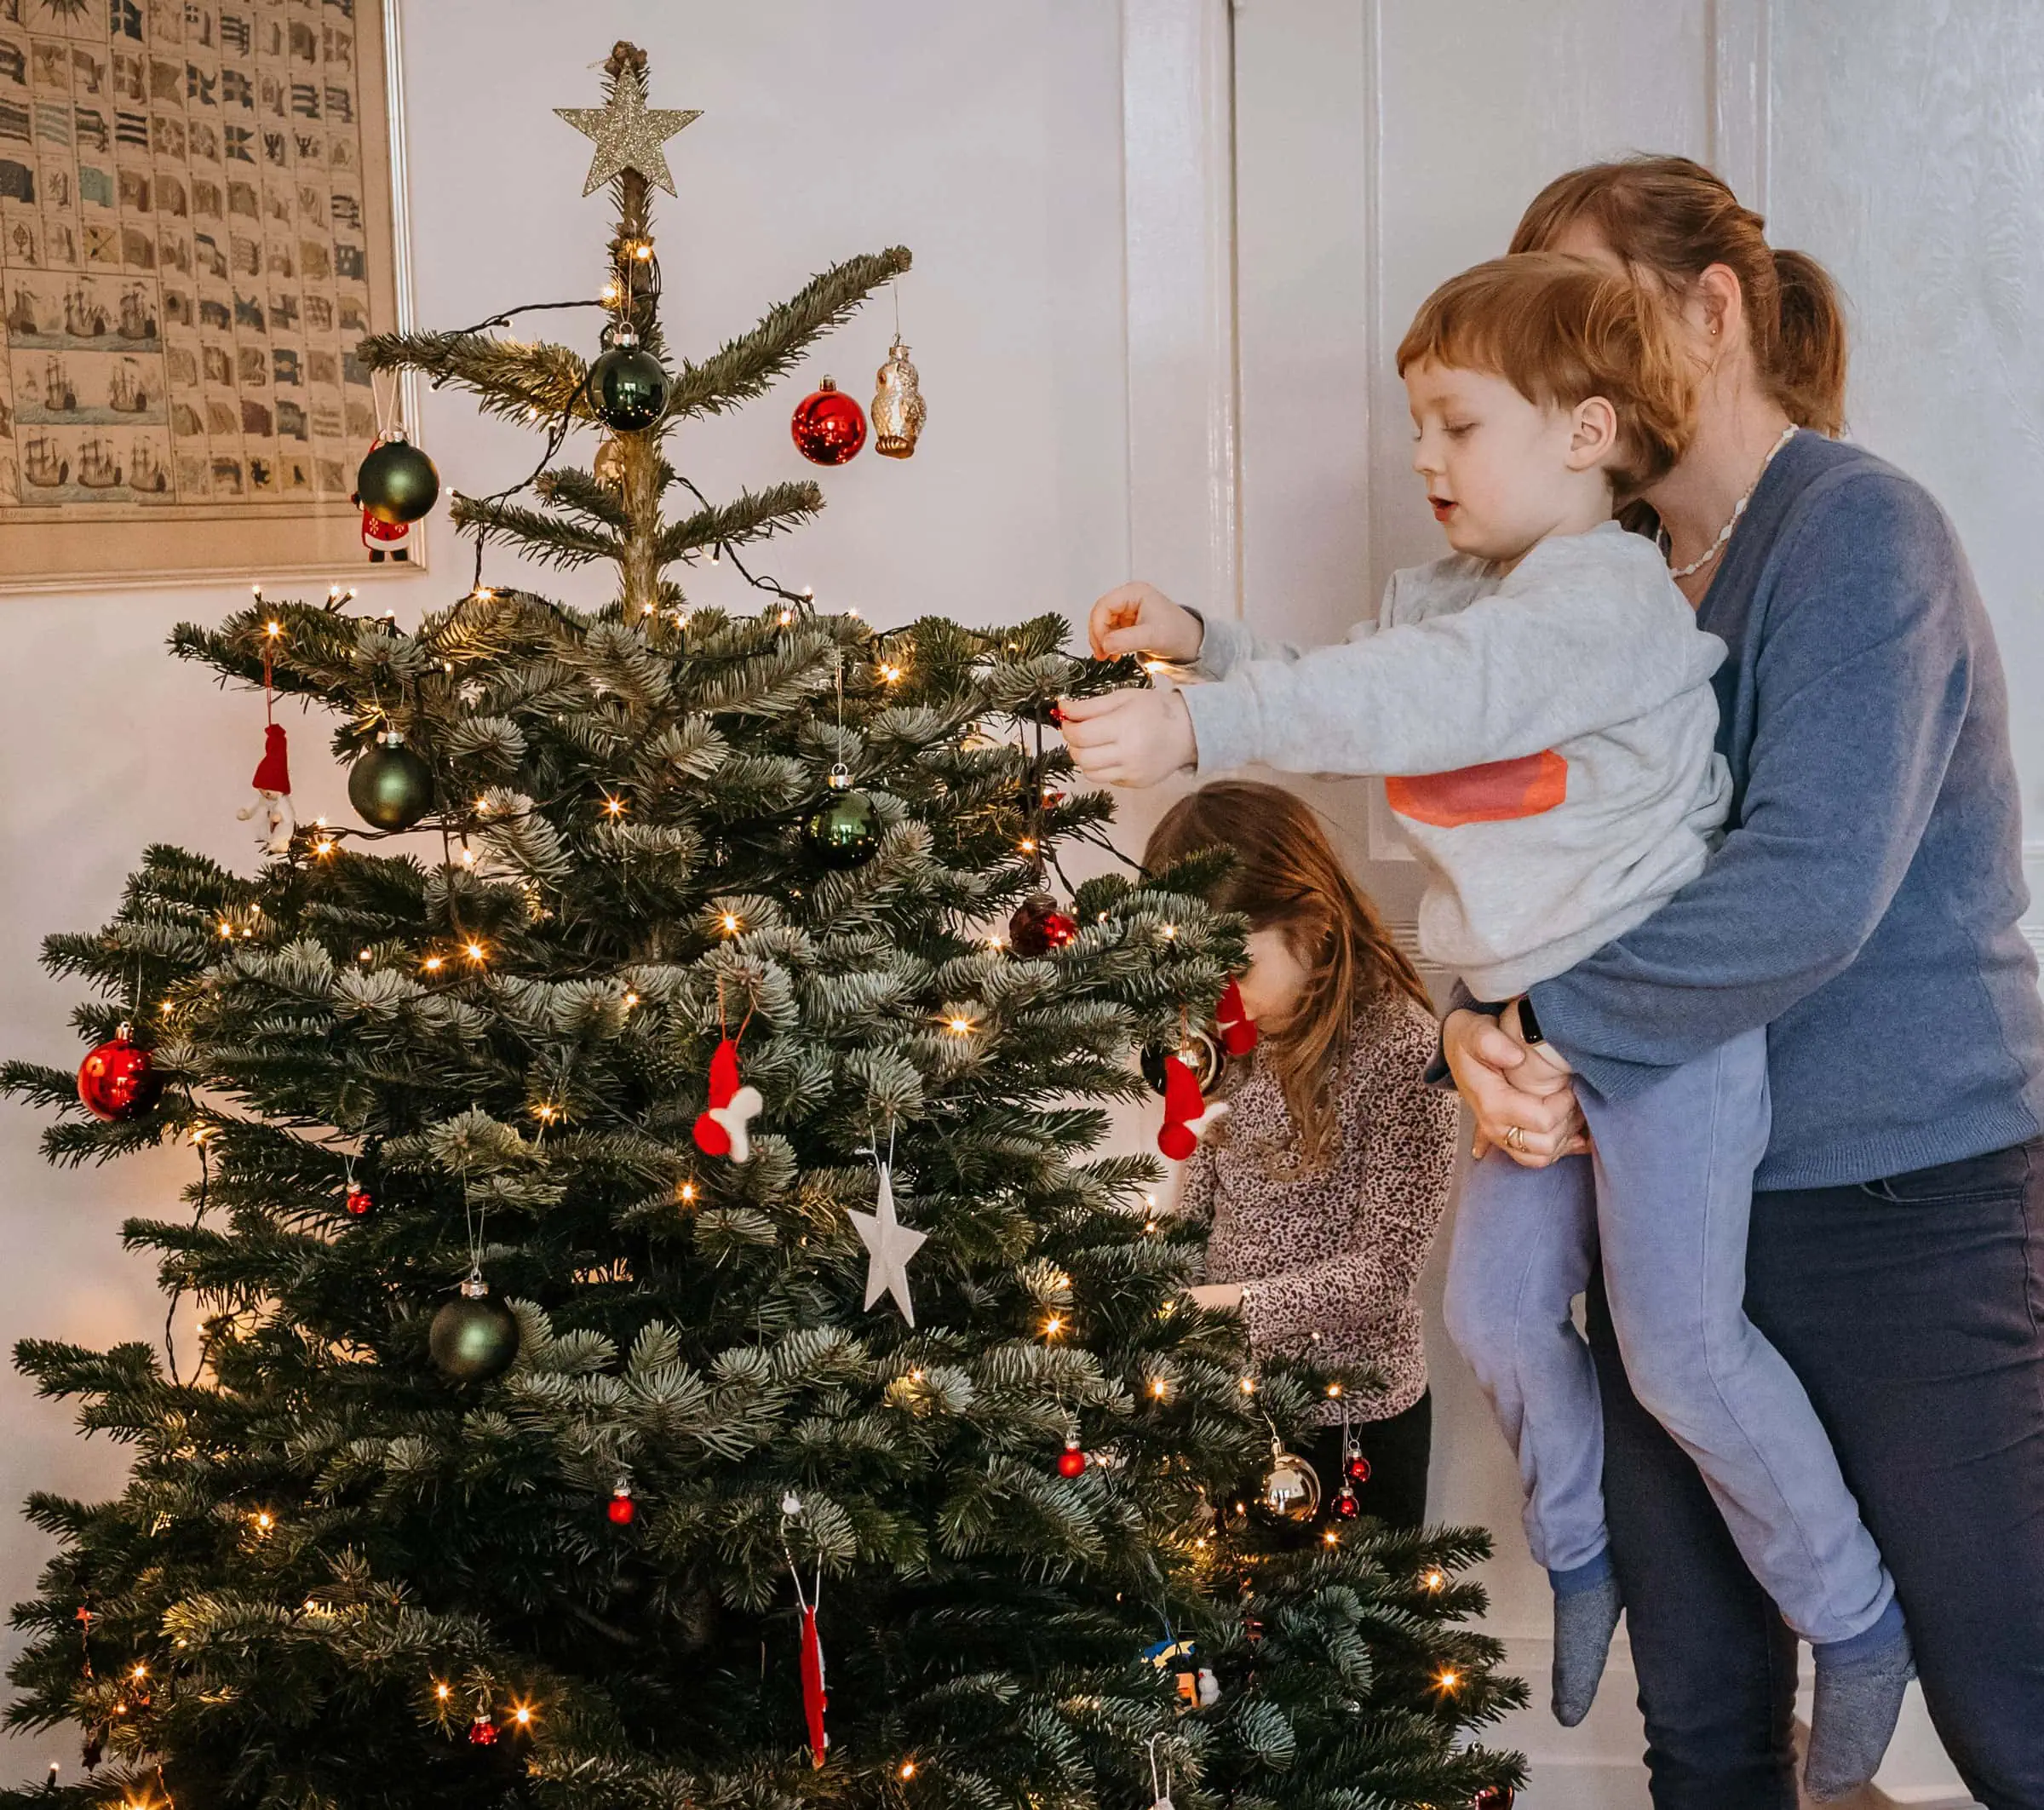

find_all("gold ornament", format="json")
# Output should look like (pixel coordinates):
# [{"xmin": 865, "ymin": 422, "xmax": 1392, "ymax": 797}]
[
  {"xmin": 555, "ymin": 66, "xmax": 702, "ymax": 198},
  {"xmin": 1259, "ymin": 1442, "xmax": 1322, "ymax": 1521},
  {"xmin": 593, "ymin": 436, "xmax": 628, "ymax": 491},
  {"xmin": 870, "ymin": 336, "xmax": 927, "ymax": 459}
]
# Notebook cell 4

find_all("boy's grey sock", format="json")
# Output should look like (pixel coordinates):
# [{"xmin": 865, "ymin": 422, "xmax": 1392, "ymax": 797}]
[
  {"xmin": 1549, "ymin": 1549, "xmax": 1621, "ymax": 1728},
  {"xmin": 1804, "ymin": 1599, "xmax": 1914, "ymax": 1801}
]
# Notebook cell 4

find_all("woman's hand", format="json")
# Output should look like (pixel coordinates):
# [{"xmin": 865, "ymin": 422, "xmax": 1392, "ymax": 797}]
[
  {"xmin": 1443, "ymin": 1007, "xmax": 1588, "ymax": 1166},
  {"xmin": 1057, "ymin": 687, "xmax": 1197, "ymax": 787},
  {"xmin": 1185, "ymin": 1281, "xmax": 1243, "ymax": 1311},
  {"xmin": 1088, "ymin": 581, "xmax": 1204, "ymax": 664}
]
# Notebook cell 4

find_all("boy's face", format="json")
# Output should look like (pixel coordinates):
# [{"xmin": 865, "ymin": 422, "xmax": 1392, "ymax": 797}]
[{"xmin": 1406, "ymin": 359, "xmax": 1604, "ymax": 565}]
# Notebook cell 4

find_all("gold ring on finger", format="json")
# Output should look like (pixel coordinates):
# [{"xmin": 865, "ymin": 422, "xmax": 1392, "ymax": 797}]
[{"xmin": 1504, "ymin": 1125, "xmax": 1527, "ymax": 1152}]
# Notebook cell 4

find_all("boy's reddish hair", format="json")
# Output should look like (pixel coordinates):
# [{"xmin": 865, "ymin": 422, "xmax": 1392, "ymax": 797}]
[{"xmin": 1396, "ymin": 251, "xmax": 1696, "ymax": 496}]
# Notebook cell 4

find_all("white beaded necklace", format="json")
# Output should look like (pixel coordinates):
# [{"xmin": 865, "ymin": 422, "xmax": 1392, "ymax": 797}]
[{"xmin": 1660, "ymin": 423, "xmax": 1797, "ymax": 581}]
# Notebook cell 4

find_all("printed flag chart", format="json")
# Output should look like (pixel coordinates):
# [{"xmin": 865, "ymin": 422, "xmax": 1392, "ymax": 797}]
[{"xmin": 0, "ymin": 0, "xmax": 407, "ymax": 587}]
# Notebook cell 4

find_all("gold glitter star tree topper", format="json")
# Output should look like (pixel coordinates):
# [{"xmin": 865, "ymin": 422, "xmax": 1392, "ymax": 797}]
[{"xmin": 555, "ymin": 49, "xmax": 703, "ymax": 197}]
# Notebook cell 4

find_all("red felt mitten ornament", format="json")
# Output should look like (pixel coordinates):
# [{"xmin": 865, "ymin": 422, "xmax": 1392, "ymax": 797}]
[
  {"xmin": 692, "ymin": 1037, "xmax": 763, "ymax": 1163},
  {"xmin": 1216, "ymin": 976, "xmax": 1259, "ymax": 1056},
  {"xmin": 1157, "ymin": 1054, "xmax": 1226, "ymax": 1161}
]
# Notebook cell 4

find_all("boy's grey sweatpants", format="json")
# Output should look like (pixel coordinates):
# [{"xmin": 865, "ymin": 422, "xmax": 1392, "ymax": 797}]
[{"xmin": 1443, "ymin": 1026, "xmax": 1895, "ymax": 1646}]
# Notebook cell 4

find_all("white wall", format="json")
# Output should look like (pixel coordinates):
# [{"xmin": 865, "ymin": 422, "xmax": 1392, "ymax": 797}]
[{"xmin": 0, "ymin": 0, "xmax": 1134, "ymax": 1773}]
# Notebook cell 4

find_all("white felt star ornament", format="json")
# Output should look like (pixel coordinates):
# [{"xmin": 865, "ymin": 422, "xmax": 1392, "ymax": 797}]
[
  {"xmin": 555, "ymin": 67, "xmax": 703, "ymax": 198},
  {"xmin": 847, "ymin": 1164, "xmax": 927, "ymax": 1327}
]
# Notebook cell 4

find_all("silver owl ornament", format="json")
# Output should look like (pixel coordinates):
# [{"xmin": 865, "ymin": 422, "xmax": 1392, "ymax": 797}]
[{"xmin": 871, "ymin": 334, "xmax": 927, "ymax": 458}]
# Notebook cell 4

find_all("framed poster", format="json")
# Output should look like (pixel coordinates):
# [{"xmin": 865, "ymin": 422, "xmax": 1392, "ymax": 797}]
[{"xmin": 0, "ymin": 0, "xmax": 418, "ymax": 590}]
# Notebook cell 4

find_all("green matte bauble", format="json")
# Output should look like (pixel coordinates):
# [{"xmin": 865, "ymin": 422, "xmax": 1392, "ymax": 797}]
[
  {"xmin": 588, "ymin": 342, "xmax": 670, "ymax": 433},
  {"xmin": 347, "ymin": 733, "xmax": 435, "ymax": 830},
  {"xmin": 428, "ymin": 1283, "xmax": 520, "ymax": 1383},
  {"xmin": 803, "ymin": 787, "xmax": 880, "ymax": 868},
  {"xmin": 353, "ymin": 435, "xmax": 440, "ymax": 526}
]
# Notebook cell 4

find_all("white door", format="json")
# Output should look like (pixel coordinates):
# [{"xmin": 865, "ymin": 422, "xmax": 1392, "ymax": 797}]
[{"xmin": 1123, "ymin": 2, "xmax": 2040, "ymax": 1801}]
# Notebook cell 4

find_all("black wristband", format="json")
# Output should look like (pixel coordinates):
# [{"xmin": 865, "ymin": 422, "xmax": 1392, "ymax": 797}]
[{"xmin": 1516, "ymin": 995, "xmax": 1546, "ymax": 1045}]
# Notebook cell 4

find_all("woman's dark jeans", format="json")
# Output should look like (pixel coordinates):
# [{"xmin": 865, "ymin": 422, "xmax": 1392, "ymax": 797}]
[{"xmin": 1588, "ymin": 1138, "xmax": 2044, "ymax": 1809}]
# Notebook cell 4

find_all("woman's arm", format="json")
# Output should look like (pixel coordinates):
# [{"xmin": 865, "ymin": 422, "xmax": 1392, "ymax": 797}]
[
  {"xmin": 1235, "ymin": 1014, "xmax": 1459, "ymax": 1350},
  {"xmin": 1531, "ymin": 474, "xmax": 1977, "ymax": 1098}
]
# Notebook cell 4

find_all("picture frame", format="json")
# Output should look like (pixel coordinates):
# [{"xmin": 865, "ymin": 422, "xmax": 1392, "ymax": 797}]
[{"xmin": 0, "ymin": 0, "xmax": 422, "ymax": 591}]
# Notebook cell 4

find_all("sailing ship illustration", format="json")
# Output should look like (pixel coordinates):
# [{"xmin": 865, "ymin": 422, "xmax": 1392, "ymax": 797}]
[
  {"xmin": 108, "ymin": 362, "xmax": 150, "ymax": 413},
  {"xmin": 118, "ymin": 284, "xmax": 157, "ymax": 341},
  {"xmin": 40, "ymin": 357, "xmax": 78, "ymax": 412},
  {"xmin": 63, "ymin": 284, "xmax": 111, "ymax": 339},
  {"xmin": 129, "ymin": 440, "xmax": 168, "ymax": 494},
  {"xmin": 22, "ymin": 436, "xmax": 67, "ymax": 488},
  {"xmin": 75, "ymin": 437, "xmax": 122, "ymax": 489},
  {"xmin": 7, "ymin": 286, "xmax": 38, "ymax": 336}
]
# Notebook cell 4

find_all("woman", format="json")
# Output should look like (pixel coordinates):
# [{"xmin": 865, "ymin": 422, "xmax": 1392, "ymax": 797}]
[
  {"xmin": 1149, "ymin": 782, "xmax": 1456, "ymax": 1531},
  {"xmin": 1438, "ymin": 157, "xmax": 2044, "ymax": 1809}
]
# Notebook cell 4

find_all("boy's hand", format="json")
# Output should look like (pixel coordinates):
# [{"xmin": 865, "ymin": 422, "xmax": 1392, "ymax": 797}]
[
  {"xmin": 1058, "ymin": 687, "xmax": 1197, "ymax": 787},
  {"xmin": 1088, "ymin": 581, "xmax": 1203, "ymax": 664}
]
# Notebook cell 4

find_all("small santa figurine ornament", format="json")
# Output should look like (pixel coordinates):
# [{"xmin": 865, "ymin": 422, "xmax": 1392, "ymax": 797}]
[{"xmin": 238, "ymin": 722, "xmax": 296, "ymax": 855}]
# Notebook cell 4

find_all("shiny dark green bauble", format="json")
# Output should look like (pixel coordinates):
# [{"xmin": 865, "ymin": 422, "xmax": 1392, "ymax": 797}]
[
  {"xmin": 353, "ymin": 437, "xmax": 440, "ymax": 526},
  {"xmin": 428, "ymin": 1288, "xmax": 520, "ymax": 1383},
  {"xmin": 588, "ymin": 344, "xmax": 669, "ymax": 433},
  {"xmin": 803, "ymin": 788, "xmax": 880, "ymax": 868},
  {"xmin": 347, "ymin": 734, "xmax": 435, "ymax": 830}
]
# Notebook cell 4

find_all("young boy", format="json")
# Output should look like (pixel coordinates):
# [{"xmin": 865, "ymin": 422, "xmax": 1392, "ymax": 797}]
[{"xmin": 1062, "ymin": 254, "xmax": 1913, "ymax": 1802}]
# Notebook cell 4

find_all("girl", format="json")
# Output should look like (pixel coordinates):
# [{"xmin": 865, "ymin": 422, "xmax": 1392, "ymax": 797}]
[
  {"xmin": 1067, "ymin": 255, "xmax": 1915, "ymax": 1802},
  {"xmin": 1147, "ymin": 780, "xmax": 1456, "ymax": 1531}
]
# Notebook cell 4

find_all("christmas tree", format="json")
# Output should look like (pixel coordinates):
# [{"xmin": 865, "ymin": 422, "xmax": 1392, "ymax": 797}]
[{"xmin": 0, "ymin": 43, "xmax": 1524, "ymax": 1810}]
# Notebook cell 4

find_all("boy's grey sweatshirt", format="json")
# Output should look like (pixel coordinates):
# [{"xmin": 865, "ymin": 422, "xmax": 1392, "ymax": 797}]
[{"xmin": 1182, "ymin": 520, "xmax": 1731, "ymax": 999}]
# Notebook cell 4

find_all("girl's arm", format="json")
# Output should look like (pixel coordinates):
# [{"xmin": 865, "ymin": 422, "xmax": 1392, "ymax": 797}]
[
  {"xmin": 1530, "ymin": 474, "xmax": 1978, "ymax": 1098},
  {"xmin": 1236, "ymin": 1010, "xmax": 1458, "ymax": 1353}
]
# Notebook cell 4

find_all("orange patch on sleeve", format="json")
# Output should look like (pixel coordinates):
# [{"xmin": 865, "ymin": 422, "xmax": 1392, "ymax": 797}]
[{"xmin": 1386, "ymin": 749, "xmax": 1568, "ymax": 828}]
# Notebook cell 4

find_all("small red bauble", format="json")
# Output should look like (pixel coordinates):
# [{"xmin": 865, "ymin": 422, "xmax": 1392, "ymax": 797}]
[
  {"xmin": 1472, "ymin": 1789, "xmax": 1516, "ymax": 1810},
  {"xmin": 467, "ymin": 1714, "xmax": 497, "ymax": 1747},
  {"xmin": 344, "ymin": 1187, "xmax": 373, "ymax": 1218},
  {"xmin": 77, "ymin": 1030, "xmax": 161, "ymax": 1123},
  {"xmin": 1345, "ymin": 1452, "xmax": 1371, "ymax": 1485},
  {"xmin": 1008, "ymin": 894, "xmax": 1079, "ymax": 957},
  {"xmin": 791, "ymin": 377, "xmax": 867, "ymax": 466},
  {"xmin": 1331, "ymin": 1485, "xmax": 1361, "ymax": 1522},
  {"xmin": 607, "ymin": 1486, "xmax": 636, "ymax": 1526},
  {"xmin": 1056, "ymin": 1439, "xmax": 1088, "ymax": 1479}
]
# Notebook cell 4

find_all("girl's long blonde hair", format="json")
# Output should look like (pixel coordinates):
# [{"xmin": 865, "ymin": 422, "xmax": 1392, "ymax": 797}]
[{"xmin": 1144, "ymin": 782, "xmax": 1432, "ymax": 1169}]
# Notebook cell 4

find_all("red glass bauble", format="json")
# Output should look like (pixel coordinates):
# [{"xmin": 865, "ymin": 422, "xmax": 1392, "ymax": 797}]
[
  {"xmin": 1056, "ymin": 1441, "xmax": 1088, "ymax": 1479},
  {"xmin": 1009, "ymin": 894, "xmax": 1079, "ymax": 957},
  {"xmin": 1331, "ymin": 1485, "xmax": 1361, "ymax": 1521},
  {"xmin": 607, "ymin": 1490, "xmax": 636, "ymax": 1526},
  {"xmin": 467, "ymin": 1714, "xmax": 497, "ymax": 1747},
  {"xmin": 1345, "ymin": 1452, "xmax": 1371, "ymax": 1485},
  {"xmin": 1472, "ymin": 1789, "xmax": 1516, "ymax": 1810},
  {"xmin": 344, "ymin": 1187, "xmax": 373, "ymax": 1218},
  {"xmin": 790, "ymin": 377, "xmax": 867, "ymax": 465},
  {"xmin": 77, "ymin": 1033, "xmax": 161, "ymax": 1123}
]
